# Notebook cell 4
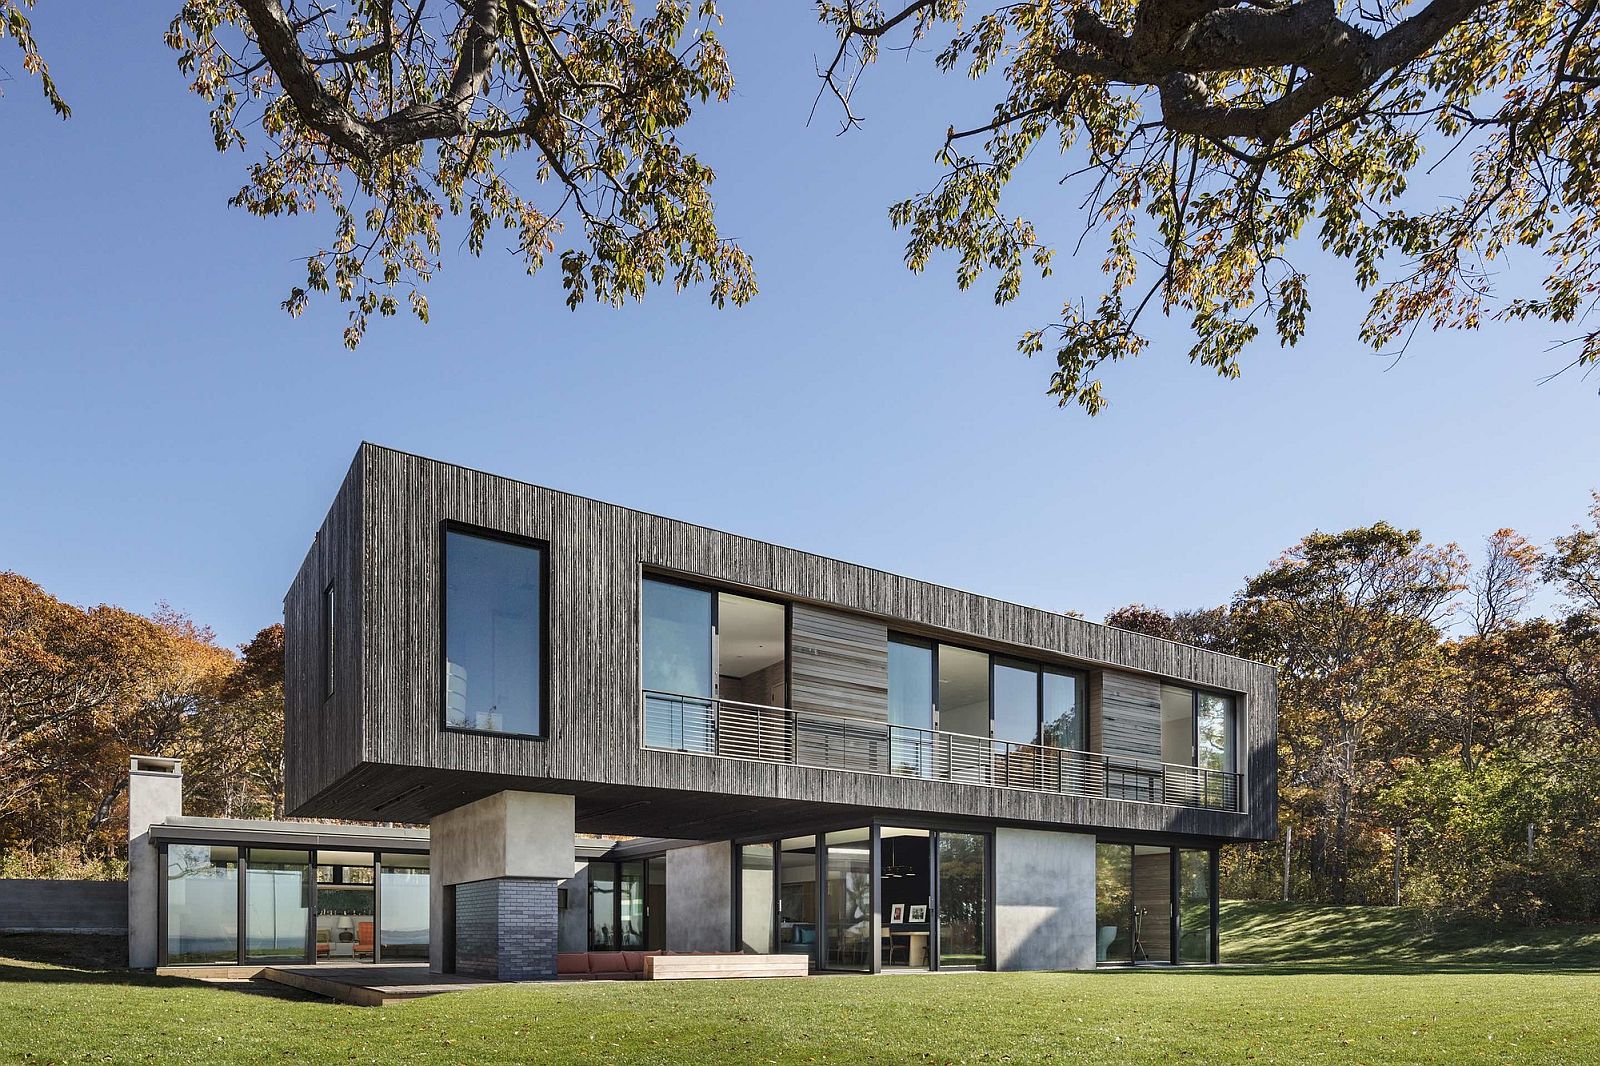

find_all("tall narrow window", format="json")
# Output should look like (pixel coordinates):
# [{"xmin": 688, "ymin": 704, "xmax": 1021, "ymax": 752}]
[
  {"xmin": 887, "ymin": 637, "xmax": 934, "ymax": 776},
  {"xmin": 1161, "ymin": 684, "xmax": 1195, "ymax": 766},
  {"xmin": 739, "ymin": 843, "xmax": 775, "ymax": 954},
  {"xmin": 641, "ymin": 578, "xmax": 714, "ymax": 752},
  {"xmin": 991, "ymin": 659, "xmax": 1040, "ymax": 746},
  {"xmin": 322, "ymin": 581, "xmax": 335, "ymax": 700},
  {"xmin": 442, "ymin": 527, "xmax": 546, "ymax": 736},
  {"xmin": 1041, "ymin": 668, "xmax": 1086, "ymax": 750}
]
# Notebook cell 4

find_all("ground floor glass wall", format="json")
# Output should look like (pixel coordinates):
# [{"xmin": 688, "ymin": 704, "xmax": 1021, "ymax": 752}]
[
  {"xmin": 161, "ymin": 844, "xmax": 427, "ymax": 966},
  {"xmin": 1095, "ymin": 842, "xmax": 1217, "ymax": 965},
  {"xmin": 738, "ymin": 825, "xmax": 990, "ymax": 972},
  {"xmin": 244, "ymin": 849, "xmax": 310, "ymax": 962},
  {"xmin": 584, "ymin": 857, "xmax": 667, "ymax": 951}
]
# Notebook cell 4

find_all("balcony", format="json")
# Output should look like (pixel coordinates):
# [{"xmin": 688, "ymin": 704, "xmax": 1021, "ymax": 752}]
[{"xmin": 641, "ymin": 690, "xmax": 1242, "ymax": 813}]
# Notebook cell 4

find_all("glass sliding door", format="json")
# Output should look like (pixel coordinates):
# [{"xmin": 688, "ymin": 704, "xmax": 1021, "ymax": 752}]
[
  {"xmin": 879, "ymin": 828, "xmax": 931, "ymax": 970},
  {"xmin": 166, "ymin": 844, "xmax": 239, "ymax": 964},
  {"xmin": 1177, "ymin": 850, "xmax": 1214, "ymax": 963},
  {"xmin": 642, "ymin": 578, "xmax": 715, "ymax": 752},
  {"xmin": 316, "ymin": 850, "xmax": 375, "ymax": 962},
  {"xmin": 714, "ymin": 592, "xmax": 787, "ymax": 707},
  {"xmin": 739, "ymin": 843, "xmax": 775, "ymax": 953},
  {"xmin": 935, "ymin": 832, "xmax": 987, "ymax": 969},
  {"xmin": 378, "ymin": 853, "xmax": 430, "ymax": 961},
  {"xmin": 937, "ymin": 646, "xmax": 991, "ymax": 783},
  {"xmin": 245, "ymin": 849, "xmax": 310, "ymax": 962},
  {"xmin": 778, "ymin": 836, "xmax": 819, "ymax": 966},
  {"xmin": 887, "ymin": 637, "xmax": 934, "ymax": 777},
  {"xmin": 1095, "ymin": 844, "xmax": 1132, "ymax": 964},
  {"xmin": 588, "ymin": 862, "xmax": 618, "ymax": 950},
  {"xmin": 822, "ymin": 829, "xmax": 873, "ymax": 971},
  {"xmin": 619, "ymin": 861, "xmax": 646, "ymax": 949}
]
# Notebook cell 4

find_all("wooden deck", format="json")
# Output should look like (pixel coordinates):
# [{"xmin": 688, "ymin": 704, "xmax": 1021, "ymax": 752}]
[{"xmin": 259, "ymin": 964, "xmax": 498, "ymax": 1007}]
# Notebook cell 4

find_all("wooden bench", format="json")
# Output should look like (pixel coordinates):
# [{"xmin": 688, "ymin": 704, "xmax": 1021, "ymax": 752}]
[{"xmin": 644, "ymin": 953, "xmax": 808, "ymax": 980}]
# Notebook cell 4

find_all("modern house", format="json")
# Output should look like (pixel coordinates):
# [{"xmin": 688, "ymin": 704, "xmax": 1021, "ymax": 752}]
[{"xmin": 264, "ymin": 443, "xmax": 1275, "ymax": 980}]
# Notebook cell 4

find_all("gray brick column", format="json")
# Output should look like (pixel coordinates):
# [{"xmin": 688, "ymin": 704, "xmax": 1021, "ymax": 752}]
[{"xmin": 455, "ymin": 878, "xmax": 560, "ymax": 981}]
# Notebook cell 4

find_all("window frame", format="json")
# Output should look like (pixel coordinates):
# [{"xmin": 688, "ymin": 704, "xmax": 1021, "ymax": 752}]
[
  {"xmin": 888, "ymin": 635, "xmax": 1089, "ymax": 751},
  {"xmin": 437, "ymin": 520, "xmax": 552, "ymax": 741},
  {"xmin": 322, "ymin": 581, "xmax": 336, "ymax": 702},
  {"xmin": 639, "ymin": 571, "xmax": 792, "ymax": 709}
]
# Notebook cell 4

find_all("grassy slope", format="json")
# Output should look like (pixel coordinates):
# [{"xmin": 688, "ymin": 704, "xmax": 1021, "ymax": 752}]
[
  {"xmin": 1222, "ymin": 900, "xmax": 1600, "ymax": 967},
  {"xmin": 3, "ymin": 911, "xmax": 1599, "ymax": 1066}
]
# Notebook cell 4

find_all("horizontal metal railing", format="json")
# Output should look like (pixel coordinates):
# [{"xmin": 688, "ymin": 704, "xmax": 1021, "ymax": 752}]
[{"xmin": 641, "ymin": 690, "xmax": 1242, "ymax": 813}]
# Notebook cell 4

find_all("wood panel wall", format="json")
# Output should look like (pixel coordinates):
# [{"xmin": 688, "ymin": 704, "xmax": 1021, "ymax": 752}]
[
  {"xmin": 283, "ymin": 443, "xmax": 1279, "ymax": 844},
  {"xmin": 789, "ymin": 604, "xmax": 890, "ymax": 722},
  {"xmin": 1097, "ymin": 670, "xmax": 1163, "ymax": 761}
]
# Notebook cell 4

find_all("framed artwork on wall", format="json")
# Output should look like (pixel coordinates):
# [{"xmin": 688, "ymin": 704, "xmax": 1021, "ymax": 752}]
[
  {"xmin": 890, "ymin": 903, "xmax": 905, "ymax": 924},
  {"xmin": 908, "ymin": 905, "xmax": 927, "ymax": 924}
]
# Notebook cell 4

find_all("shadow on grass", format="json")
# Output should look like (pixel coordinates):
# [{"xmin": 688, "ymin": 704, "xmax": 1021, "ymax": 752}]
[
  {"xmin": 0, "ymin": 934, "xmax": 319, "ymax": 1001},
  {"xmin": 1091, "ymin": 960, "xmax": 1600, "ymax": 977}
]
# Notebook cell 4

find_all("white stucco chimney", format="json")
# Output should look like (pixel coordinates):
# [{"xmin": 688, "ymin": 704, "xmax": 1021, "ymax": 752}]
[{"xmin": 127, "ymin": 756, "xmax": 182, "ymax": 969}]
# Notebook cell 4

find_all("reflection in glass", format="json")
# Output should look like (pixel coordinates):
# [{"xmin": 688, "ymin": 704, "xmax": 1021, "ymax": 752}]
[
  {"xmin": 1178, "ymin": 850, "xmax": 1213, "ymax": 963},
  {"xmin": 939, "ymin": 646, "xmax": 991, "ymax": 784},
  {"xmin": 1197, "ymin": 692, "xmax": 1235, "ymax": 773},
  {"xmin": 379, "ymin": 853, "xmax": 430, "ymax": 960},
  {"xmin": 740, "ymin": 843, "xmax": 775, "ymax": 953},
  {"xmin": 589, "ymin": 862, "xmax": 618, "ymax": 950},
  {"xmin": 166, "ymin": 844, "xmax": 239, "ymax": 964},
  {"xmin": 245, "ymin": 848, "xmax": 310, "ymax": 961},
  {"xmin": 443, "ymin": 529, "xmax": 544, "ymax": 735},
  {"xmin": 642, "ymin": 579, "xmax": 715, "ymax": 752},
  {"xmin": 888, "ymin": 637, "xmax": 934, "ymax": 776},
  {"xmin": 1041, "ymin": 669, "xmax": 1086, "ymax": 751},
  {"xmin": 823, "ymin": 829, "xmax": 872, "ymax": 971},
  {"xmin": 1133, "ymin": 845, "xmax": 1173, "ymax": 962},
  {"xmin": 1095, "ymin": 844, "xmax": 1132, "ymax": 964},
  {"xmin": 991, "ymin": 659, "xmax": 1040, "ymax": 745},
  {"xmin": 936, "ymin": 832, "xmax": 986, "ymax": 968},
  {"xmin": 778, "ymin": 836, "xmax": 818, "ymax": 965},
  {"xmin": 619, "ymin": 861, "xmax": 646, "ymax": 949}
]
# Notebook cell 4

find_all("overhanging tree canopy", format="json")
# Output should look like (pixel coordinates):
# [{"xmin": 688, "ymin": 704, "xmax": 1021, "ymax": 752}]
[{"xmin": 7, "ymin": 0, "xmax": 1599, "ymax": 406}]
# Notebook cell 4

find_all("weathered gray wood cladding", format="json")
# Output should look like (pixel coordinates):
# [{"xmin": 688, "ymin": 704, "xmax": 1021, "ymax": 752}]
[
  {"xmin": 789, "ymin": 604, "xmax": 890, "ymax": 722},
  {"xmin": 284, "ymin": 444, "xmax": 1278, "ymax": 843}
]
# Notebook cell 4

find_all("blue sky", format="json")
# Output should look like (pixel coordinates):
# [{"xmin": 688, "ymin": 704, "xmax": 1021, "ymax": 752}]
[{"xmin": 3, "ymin": 4, "xmax": 1596, "ymax": 650}]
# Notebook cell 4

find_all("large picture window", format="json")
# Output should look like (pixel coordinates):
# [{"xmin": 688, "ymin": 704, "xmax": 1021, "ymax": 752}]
[
  {"xmin": 166, "ymin": 844, "xmax": 239, "ymax": 965},
  {"xmin": 442, "ymin": 526, "xmax": 547, "ymax": 736}
]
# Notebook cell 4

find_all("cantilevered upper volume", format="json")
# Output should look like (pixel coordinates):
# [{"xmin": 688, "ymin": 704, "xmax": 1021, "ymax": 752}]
[{"xmin": 283, "ymin": 443, "xmax": 1276, "ymax": 845}]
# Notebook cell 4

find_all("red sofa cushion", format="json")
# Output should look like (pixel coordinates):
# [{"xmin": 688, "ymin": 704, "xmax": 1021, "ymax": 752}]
[
  {"xmin": 588, "ymin": 952, "xmax": 630, "ymax": 975},
  {"xmin": 556, "ymin": 953, "xmax": 591, "ymax": 976}
]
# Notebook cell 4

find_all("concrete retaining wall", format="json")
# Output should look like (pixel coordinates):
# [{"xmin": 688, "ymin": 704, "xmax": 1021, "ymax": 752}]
[{"xmin": 0, "ymin": 878, "xmax": 128, "ymax": 934}]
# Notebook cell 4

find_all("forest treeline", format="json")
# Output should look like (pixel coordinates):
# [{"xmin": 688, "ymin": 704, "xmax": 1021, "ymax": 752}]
[
  {"xmin": 3, "ymin": 493, "xmax": 1598, "ymax": 919},
  {"xmin": 1110, "ymin": 494, "xmax": 1600, "ymax": 922},
  {"xmin": 0, "ymin": 573, "xmax": 283, "ymax": 878}
]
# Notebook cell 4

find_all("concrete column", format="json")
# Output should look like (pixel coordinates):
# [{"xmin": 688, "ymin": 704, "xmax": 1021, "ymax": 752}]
[
  {"xmin": 127, "ymin": 756, "xmax": 183, "ymax": 969},
  {"xmin": 429, "ymin": 791, "xmax": 574, "ymax": 980},
  {"xmin": 992, "ymin": 827, "xmax": 1096, "ymax": 971},
  {"xmin": 665, "ymin": 841, "xmax": 732, "ymax": 952}
]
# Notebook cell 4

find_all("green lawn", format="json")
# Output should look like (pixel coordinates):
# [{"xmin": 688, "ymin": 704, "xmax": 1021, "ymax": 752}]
[{"xmin": 2, "ymin": 913, "xmax": 1598, "ymax": 1066}]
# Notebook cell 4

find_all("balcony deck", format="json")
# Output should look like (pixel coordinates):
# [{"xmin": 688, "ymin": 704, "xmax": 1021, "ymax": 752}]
[{"xmin": 641, "ymin": 690, "xmax": 1242, "ymax": 813}]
